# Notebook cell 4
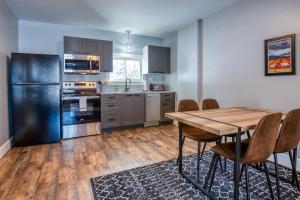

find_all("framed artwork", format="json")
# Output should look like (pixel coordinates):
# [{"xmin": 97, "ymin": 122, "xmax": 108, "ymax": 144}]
[{"xmin": 265, "ymin": 34, "xmax": 296, "ymax": 76}]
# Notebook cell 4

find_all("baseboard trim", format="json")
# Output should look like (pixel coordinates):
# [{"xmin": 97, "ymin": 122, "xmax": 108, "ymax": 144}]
[{"xmin": 0, "ymin": 138, "xmax": 12, "ymax": 159}]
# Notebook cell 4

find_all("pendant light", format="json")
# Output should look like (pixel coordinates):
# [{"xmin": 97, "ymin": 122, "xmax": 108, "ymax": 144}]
[{"xmin": 125, "ymin": 30, "xmax": 132, "ymax": 52}]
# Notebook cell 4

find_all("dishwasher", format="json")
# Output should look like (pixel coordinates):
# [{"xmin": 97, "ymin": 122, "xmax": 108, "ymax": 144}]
[{"xmin": 144, "ymin": 93, "xmax": 161, "ymax": 127}]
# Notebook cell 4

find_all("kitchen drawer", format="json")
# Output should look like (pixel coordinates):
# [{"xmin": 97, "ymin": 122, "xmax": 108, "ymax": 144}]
[
  {"xmin": 101, "ymin": 100, "xmax": 121, "ymax": 112},
  {"xmin": 161, "ymin": 93, "xmax": 175, "ymax": 104},
  {"xmin": 101, "ymin": 94, "xmax": 122, "ymax": 101},
  {"xmin": 101, "ymin": 111, "xmax": 122, "ymax": 128},
  {"xmin": 160, "ymin": 108, "xmax": 175, "ymax": 121},
  {"xmin": 160, "ymin": 93, "xmax": 175, "ymax": 122}
]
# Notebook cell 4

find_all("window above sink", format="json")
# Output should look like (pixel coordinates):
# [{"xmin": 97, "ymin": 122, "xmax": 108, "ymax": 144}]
[{"xmin": 109, "ymin": 58, "xmax": 142, "ymax": 82}]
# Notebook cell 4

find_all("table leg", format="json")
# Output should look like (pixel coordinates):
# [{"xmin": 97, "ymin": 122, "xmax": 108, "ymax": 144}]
[
  {"xmin": 234, "ymin": 128, "xmax": 241, "ymax": 200},
  {"xmin": 178, "ymin": 123, "xmax": 183, "ymax": 174}
]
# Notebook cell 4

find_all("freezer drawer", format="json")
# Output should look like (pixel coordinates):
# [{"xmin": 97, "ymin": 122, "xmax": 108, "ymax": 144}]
[{"xmin": 12, "ymin": 84, "xmax": 61, "ymax": 146}]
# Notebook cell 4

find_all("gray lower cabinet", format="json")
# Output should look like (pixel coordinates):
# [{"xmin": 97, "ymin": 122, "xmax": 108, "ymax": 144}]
[
  {"xmin": 101, "ymin": 94, "xmax": 122, "ymax": 128},
  {"xmin": 160, "ymin": 93, "xmax": 175, "ymax": 122},
  {"xmin": 122, "ymin": 94, "xmax": 145, "ymax": 126}
]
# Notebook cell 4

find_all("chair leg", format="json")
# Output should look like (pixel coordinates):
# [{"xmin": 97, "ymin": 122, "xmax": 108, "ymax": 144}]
[
  {"xmin": 259, "ymin": 162, "xmax": 263, "ymax": 170},
  {"xmin": 224, "ymin": 137, "xmax": 227, "ymax": 172},
  {"xmin": 263, "ymin": 161, "xmax": 274, "ymax": 200},
  {"xmin": 273, "ymin": 153, "xmax": 281, "ymax": 200},
  {"xmin": 240, "ymin": 164, "xmax": 245, "ymax": 182},
  {"xmin": 245, "ymin": 164, "xmax": 250, "ymax": 200},
  {"xmin": 176, "ymin": 136, "xmax": 185, "ymax": 165},
  {"xmin": 200, "ymin": 142, "xmax": 207, "ymax": 159},
  {"xmin": 204, "ymin": 153, "xmax": 218, "ymax": 189},
  {"xmin": 246, "ymin": 130, "xmax": 251, "ymax": 139},
  {"xmin": 197, "ymin": 141, "xmax": 201, "ymax": 181},
  {"xmin": 289, "ymin": 151, "xmax": 300, "ymax": 191},
  {"xmin": 209, "ymin": 155, "xmax": 219, "ymax": 192},
  {"xmin": 219, "ymin": 157, "xmax": 224, "ymax": 173}
]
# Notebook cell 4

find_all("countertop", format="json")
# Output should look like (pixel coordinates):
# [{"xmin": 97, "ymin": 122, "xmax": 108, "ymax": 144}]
[{"xmin": 101, "ymin": 91, "xmax": 175, "ymax": 95}]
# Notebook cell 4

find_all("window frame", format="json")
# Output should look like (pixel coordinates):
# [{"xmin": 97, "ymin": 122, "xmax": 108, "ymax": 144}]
[{"xmin": 109, "ymin": 57, "xmax": 143, "ymax": 82}]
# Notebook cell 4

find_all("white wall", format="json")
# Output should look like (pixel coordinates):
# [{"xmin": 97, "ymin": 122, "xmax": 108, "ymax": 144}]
[
  {"xmin": 164, "ymin": 32, "xmax": 178, "ymax": 92},
  {"xmin": 0, "ymin": 0, "xmax": 18, "ymax": 154},
  {"xmin": 203, "ymin": 0, "xmax": 300, "ymax": 112},
  {"xmin": 164, "ymin": 20, "xmax": 202, "ymax": 104},
  {"xmin": 177, "ymin": 21, "xmax": 200, "ymax": 101}
]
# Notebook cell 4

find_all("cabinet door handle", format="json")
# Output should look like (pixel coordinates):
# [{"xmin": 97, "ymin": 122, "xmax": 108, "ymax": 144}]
[
  {"xmin": 108, "ymin": 96, "xmax": 116, "ymax": 99},
  {"xmin": 126, "ymin": 94, "xmax": 132, "ymax": 97},
  {"xmin": 164, "ymin": 99, "xmax": 171, "ymax": 102},
  {"xmin": 108, "ymin": 118, "xmax": 116, "ymax": 121},
  {"xmin": 134, "ymin": 94, "xmax": 141, "ymax": 97},
  {"xmin": 162, "ymin": 103, "xmax": 168, "ymax": 106},
  {"xmin": 107, "ymin": 105, "xmax": 115, "ymax": 107}
]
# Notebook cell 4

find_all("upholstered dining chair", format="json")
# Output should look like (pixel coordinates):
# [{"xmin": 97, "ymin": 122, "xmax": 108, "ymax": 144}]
[
  {"xmin": 205, "ymin": 112, "xmax": 282, "ymax": 200},
  {"xmin": 273, "ymin": 109, "xmax": 300, "ymax": 199},
  {"xmin": 202, "ymin": 98, "xmax": 250, "ymax": 171},
  {"xmin": 177, "ymin": 99, "xmax": 222, "ymax": 180}
]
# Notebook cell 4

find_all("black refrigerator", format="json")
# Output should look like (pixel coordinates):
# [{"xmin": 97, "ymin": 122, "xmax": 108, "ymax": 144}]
[{"xmin": 11, "ymin": 53, "xmax": 61, "ymax": 147}]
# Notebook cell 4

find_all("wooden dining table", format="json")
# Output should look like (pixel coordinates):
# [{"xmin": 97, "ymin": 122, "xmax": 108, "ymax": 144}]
[{"xmin": 165, "ymin": 107, "xmax": 288, "ymax": 200}]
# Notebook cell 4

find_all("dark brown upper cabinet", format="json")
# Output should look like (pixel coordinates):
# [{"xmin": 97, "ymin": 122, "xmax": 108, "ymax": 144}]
[
  {"xmin": 64, "ymin": 36, "xmax": 83, "ymax": 54},
  {"xmin": 142, "ymin": 45, "xmax": 170, "ymax": 74},
  {"xmin": 97, "ymin": 40, "xmax": 113, "ymax": 72},
  {"xmin": 83, "ymin": 39, "xmax": 98, "ymax": 55},
  {"xmin": 64, "ymin": 36, "xmax": 113, "ymax": 72}
]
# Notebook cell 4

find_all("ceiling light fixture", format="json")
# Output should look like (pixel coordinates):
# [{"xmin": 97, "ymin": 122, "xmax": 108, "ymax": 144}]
[{"xmin": 124, "ymin": 30, "xmax": 132, "ymax": 52}]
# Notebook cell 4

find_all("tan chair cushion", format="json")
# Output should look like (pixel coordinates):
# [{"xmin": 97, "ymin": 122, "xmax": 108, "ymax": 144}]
[
  {"xmin": 211, "ymin": 141, "xmax": 249, "ymax": 163},
  {"xmin": 183, "ymin": 127, "xmax": 220, "ymax": 142}
]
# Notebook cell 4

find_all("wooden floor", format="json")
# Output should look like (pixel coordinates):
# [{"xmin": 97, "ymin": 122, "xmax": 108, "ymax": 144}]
[{"xmin": 0, "ymin": 124, "xmax": 213, "ymax": 200}]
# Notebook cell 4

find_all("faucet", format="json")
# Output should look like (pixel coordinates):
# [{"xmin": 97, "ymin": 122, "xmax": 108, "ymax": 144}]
[{"xmin": 125, "ymin": 78, "xmax": 131, "ymax": 92}]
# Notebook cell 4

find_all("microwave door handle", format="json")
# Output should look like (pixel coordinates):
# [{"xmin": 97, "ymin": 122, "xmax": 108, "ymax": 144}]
[{"xmin": 90, "ymin": 59, "xmax": 92, "ymax": 71}]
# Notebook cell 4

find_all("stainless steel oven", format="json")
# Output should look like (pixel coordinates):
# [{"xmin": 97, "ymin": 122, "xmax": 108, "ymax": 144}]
[
  {"xmin": 62, "ymin": 82, "xmax": 101, "ymax": 139},
  {"xmin": 64, "ymin": 54, "xmax": 100, "ymax": 74}
]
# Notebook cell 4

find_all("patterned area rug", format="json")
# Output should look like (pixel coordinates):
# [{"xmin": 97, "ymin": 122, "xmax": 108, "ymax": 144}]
[{"xmin": 90, "ymin": 152, "xmax": 300, "ymax": 199}]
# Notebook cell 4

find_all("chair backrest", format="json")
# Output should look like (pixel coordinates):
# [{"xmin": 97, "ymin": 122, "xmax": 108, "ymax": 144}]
[
  {"xmin": 178, "ymin": 99, "xmax": 199, "ymax": 112},
  {"xmin": 242, "ymin": 112, "xmax": 282, "ymax": 164},
  {"xmin": 178, "ymin": 99, "xmax": 199, "ymax": 129},
  {"xmin": 274, "ymin": 109, "xmax": 300, "ymax": 153},
  {"xmin": 202, "ymin": 99, "xmax": 220, "ymax": 110}
]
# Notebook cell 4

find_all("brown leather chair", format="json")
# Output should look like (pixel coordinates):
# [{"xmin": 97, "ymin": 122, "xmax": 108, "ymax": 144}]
[
  {"xmin": 202, "ymin": 98, "xmax": 220, "ymax": 110},
  {"xmin": 205, "ymin": 112, "xmax": 282, "ymax": 200},
  {"xmin": 202, "ymin": 98, "xmax": 250, "ymax": 140},
  {"xmin": 202, "ymin": 98, "xmax": 250, "ymax": 171},
  {"xmin": 177, "ymin": 99, "xmax": 222, "ymax": 180},
  {"xmin": 273, "ymin": 109, "xmax": 300, "ymax": 199}
]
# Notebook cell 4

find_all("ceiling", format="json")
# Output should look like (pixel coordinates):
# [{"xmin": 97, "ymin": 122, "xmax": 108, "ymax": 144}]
[{"xmin": 4, "ymin": 0, "xmax": 239, "ymax": 37}]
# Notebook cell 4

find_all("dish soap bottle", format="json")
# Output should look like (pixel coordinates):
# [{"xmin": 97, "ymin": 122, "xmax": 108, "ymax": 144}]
[{"xmin": 115, "ymin": 85, "xmax": 119, "ymax": 92}]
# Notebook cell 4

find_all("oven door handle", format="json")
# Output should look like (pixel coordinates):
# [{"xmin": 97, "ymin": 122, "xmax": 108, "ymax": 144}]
[
  {"xmin": 62, "ymin": 95, "xmax": 100, "ymax": 100},
  {"xmin": 62, "ymin": 96, "xmax": 80, "ymax": 100}
]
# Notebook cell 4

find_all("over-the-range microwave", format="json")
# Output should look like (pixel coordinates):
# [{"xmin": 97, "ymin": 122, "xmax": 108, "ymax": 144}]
[{"xmin": 64, "ymin": 54, "xmax": 100, "ymax": 74}]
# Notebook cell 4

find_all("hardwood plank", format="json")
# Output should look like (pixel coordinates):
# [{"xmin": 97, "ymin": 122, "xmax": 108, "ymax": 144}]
[{"xmin": 0, "ymin": 125, "xmax": 206, "ymax": 200}]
